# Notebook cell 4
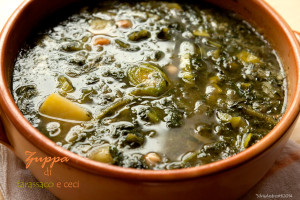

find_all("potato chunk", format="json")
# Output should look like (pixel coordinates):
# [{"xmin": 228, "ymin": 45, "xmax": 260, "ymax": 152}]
[
  {"xmin": 40, "ymin": 93, "xmax": 91, "ymax": 121},
  {"xmin": 90, "ymin": 146, "xmax": 113, "ymax": 164}
]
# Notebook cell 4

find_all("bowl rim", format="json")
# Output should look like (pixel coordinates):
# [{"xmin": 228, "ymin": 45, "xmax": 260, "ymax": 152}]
[{"xmin": 0, "ymin": 0, "xmax": 300, "ymax": 181}]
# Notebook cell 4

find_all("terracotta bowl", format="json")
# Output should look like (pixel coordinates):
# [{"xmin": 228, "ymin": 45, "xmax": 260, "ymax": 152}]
[{"xmin": 0, "ymin": 0, "xmax": 300, "ymax": 199}]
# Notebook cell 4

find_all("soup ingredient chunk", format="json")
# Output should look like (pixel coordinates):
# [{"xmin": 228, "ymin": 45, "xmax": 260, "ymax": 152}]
[
  {"xmin": 179, "ymin": 41, "xmax": 195, "ymax": 84},
  {"xmin": 145, "ymin": 153, "xmax": 162, "ymax": 166},
  {"xmin": 40, "ymin": 93, "xmax": 91, "ymax": 121},
  {"xmin": 128, "ymin": 63, "xmax": 170, "ymax": 96},
  {"xmin": 128, "ymin": 30, "xmax": 151, "ymax": 41},
  {"xmin": 93, "ymin": 37, "xmax": 111, "ymax": 46},
  {"xmin": 116, "ymin": 19, "xmax": 133, "ymax": 29},
  {"xmin": 90, "ymin": 145, "xmax": 114, "ymax": 164}
]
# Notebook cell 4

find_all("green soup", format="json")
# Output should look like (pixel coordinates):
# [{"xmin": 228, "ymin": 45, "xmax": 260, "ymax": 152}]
[{"xmin": 13, "ymin": 1, "xmax": 287, "ymax": 169}]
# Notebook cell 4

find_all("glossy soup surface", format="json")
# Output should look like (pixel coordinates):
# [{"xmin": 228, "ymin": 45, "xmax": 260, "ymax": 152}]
[{"xmin": 13, "ymin": 1, "xmax": 286, "ymax": 169}]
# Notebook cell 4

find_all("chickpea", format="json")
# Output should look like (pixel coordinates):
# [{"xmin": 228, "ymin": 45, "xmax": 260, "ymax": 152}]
[
  {"xmin": 165, "ymin": 64, "xmax": 178, "ymax": 76},
  {"xmin": 116, "ymin": 19, "xmax": 133, "ymax": 29},
  {"xmin": 145, "ymin": 152, "xmax": 161, "ymax": 166},
  {"xmin": 93, "ymin": 37, "xmax": 111, "ymax": 46}
]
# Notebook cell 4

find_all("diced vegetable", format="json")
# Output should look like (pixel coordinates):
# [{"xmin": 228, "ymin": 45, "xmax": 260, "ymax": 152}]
[
  {"xmin": 163, "ymin": 3, "xmax": 183, "ymax": 11},
  {"xmin": 78, "ymin": 88, "xmax": 97, "ymax": 104},
  {"xmin": 230, "ymin": 116, "xmax": 243, "ymax": 129},
  {"xmin": 128, "ymin": 63, "xmax": 170, "ymax": 96},
  {"xmin": 65, "ymin": 125, "xmax": 82, "ymax": 143},
  {"xmin": 95, "ymin": 97, "xmax": 133, "ymax": 120},
  {"xmin": 243, "ymin": 133, "xmax": 253, "ymax": 148},
  {"xmin": 181, "ymin": 151, "xmax": 198, "ymax": 165},
  {"xmin": 240, "ymin": 83, "xmax": 251, "ymax": 90},
  {"xmin": 209, "ymin": 76, "xmax": 220, "ymax": 84},
  {"xmin": 262, "ymin": 81, "xmax": 275, "ymax": 98},
  {"xmin": 236, "ymin": 50, "xmax": 261, "ymax": 64},
  {"xmin": 228, "ymin": 62, "xmax": 240, "ymax": 71},
  {"xmin": 207, "ymin": 40, "xmax": 222, "ymax": 48},
  {"xmin": 58, "ymin": 76, "xmax": 74, "ymax": 94},
  {"xmin": 84, "ymin": 44, "xmax": 92, "ymax": 51},
  {"xmin": 213, "ymin": 84, "xmax": 222, "ymax": 93},
  {"xmin": 126, "ymin": 133, "xmax": 145, "ymax": 147},
  {"xmin": 90, "ymin": 145, "xmax": 114, "ymax": 164},
  {"xmin": 217, "ymin": 112, "xmax": 244, "ymax": 129},
  {"xmin": 212, "ymin": 49, "xmax": 220, "ymax": 59},
  {"xmin": 179, "ymin": 41, "xmax": 195, "ymax": 84},
  {"xmin": 40, "ymin": 93, "xmax": 91, "ymax": 121},
  {"xmin": 146, "ymin": 109, "xmax": 161, "ymax": 123},
  {"xmin": 217, "ymin": 112, "xmax": 232, "ymax": 122},
  {"xmin": 115, "ymin": 39, "xmax": 140, "ymax": 52},
  {"xmin": 151, "ymin": 51, "xmax": 165, "ymax": 61},
  {"xmin": 115, "ymin": 39, "xmax": 130, "ymax": 49},
  {"xmin": 128, "ymin": 30, "xmax": 151, "ymax": 41},
  {"xmin": 81, "ymin": 36, "xmax": 89, "ymax": 42},
  {"xmin": 157, "ymin": 28, "xmax": 171, "ymax": 40},
  {"xmin": 193, "ymin": 30, "xmax": 210, "ymax": 37},
  {"xmin": 61, "ymin": 41, "xmax": 83, "ymax": 52},
  {"xmin": 205, "ymin": 84, "xmax": 222, "ymax": 103},
  {"xmin": 148, "ymin": 13, "xmax": 161, "ymax": 21}
]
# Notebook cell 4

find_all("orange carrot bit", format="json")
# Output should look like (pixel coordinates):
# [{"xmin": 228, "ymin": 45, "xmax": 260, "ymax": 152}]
[
  {"xmin": 116, "ymin": 19, "xmax": 133, "ymax": 29},
  {"xmin": 93, "ymin": 37, "xmax": 111, "ymax": 46}
]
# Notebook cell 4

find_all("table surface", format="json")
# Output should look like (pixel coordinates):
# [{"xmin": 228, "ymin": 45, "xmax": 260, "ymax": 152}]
[{"xmin": 0, "ymin": 0, "xmax": 300, "ymax": 199}]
